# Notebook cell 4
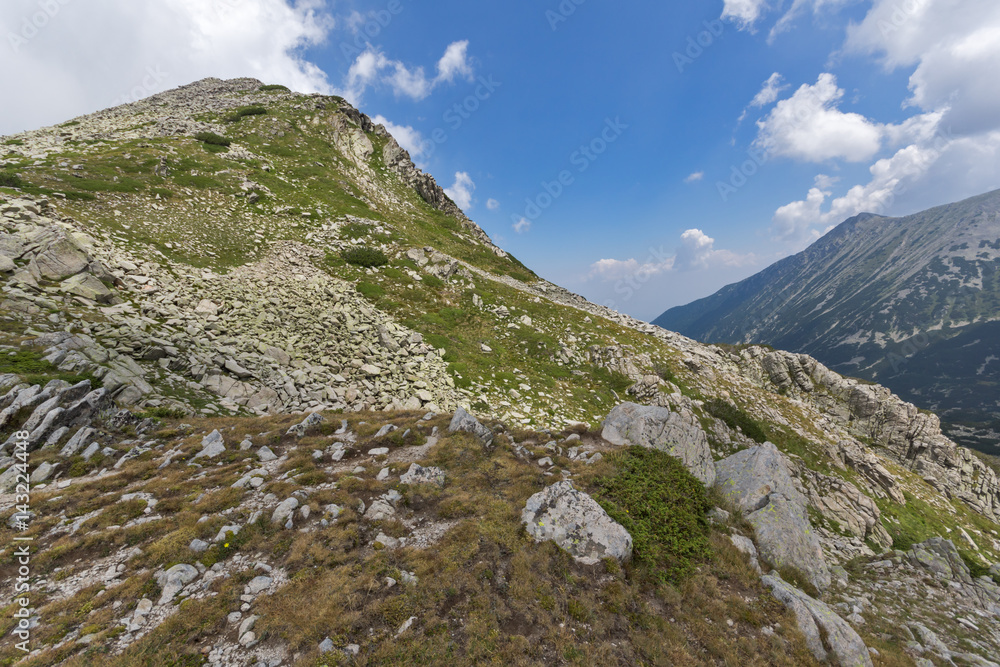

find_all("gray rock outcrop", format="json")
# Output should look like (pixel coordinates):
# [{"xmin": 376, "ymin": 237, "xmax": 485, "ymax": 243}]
[
  {"xmin": 762, "ymin": 574, "xmax": 873, "ymax": 666},
  {"xmin": 521, "ymin": 481, "xmax": 632, "ymax": 565},
  {"xmin": 601, "ymin": 402, "xmax": 715, "ymax": 486},
  {"xmin": 715, "ymin": 442, "xmax": 831, "ymax": 591}
]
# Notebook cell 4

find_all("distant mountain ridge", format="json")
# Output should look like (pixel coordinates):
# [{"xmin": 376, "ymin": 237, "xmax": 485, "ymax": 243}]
[{"xmin": 654, "ymin": 189, "xmax": 1000, "ymax": 453}]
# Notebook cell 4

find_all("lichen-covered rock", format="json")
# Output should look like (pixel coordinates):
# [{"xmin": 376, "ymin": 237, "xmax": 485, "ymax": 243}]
[
  {"xmin": 601, "ymin": 402, "xmax": 715, "ymax": 486},
  {"xmin": 715, "ymin": 442, "xmax": 831, "ymax": 591},
  {"xmin": 400, "ymin": 463, "xmax": 445, "ymax": 487},
  {"xmin": 521, "ymin": 481, "xmax": 632, "ymax": 565},
  {"xmin": 762, "ymin": 574, "xmax": 873, "ymax": 666},
  {"xmin": 908, "ymin": 537, "xmax": 974, "ymax": 584},
  {"xmin": 448, "ymin": 407, "xmax": 493, "ymax": 447}
]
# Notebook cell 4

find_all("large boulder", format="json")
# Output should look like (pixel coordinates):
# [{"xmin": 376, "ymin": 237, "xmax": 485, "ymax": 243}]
[
  {"xmin": 763, "ymin": 575, "xmax": 873, "ymax": 666},
  {"xmin": 521, "ymin": 481, "xmax": 632, "ymax": 565},
  {"xmin": 715, "ymin": 442, "xmax": 831, "ymax": 591},
  {"xmin": 32, "ymin": 237, "xmax": 89, "ymax": 280},
  {"xmin": 448, "ymin": 407, "xmax": 493, "ymax": 447},
  {"xmin": 601, "ymin": 402, "xmax": 715, "ymax": 486}
]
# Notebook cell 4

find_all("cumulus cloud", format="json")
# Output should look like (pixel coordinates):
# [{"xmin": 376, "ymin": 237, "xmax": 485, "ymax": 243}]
[
  {"xmin": 845, "ymin": 0, "xmax": 1000, "ymax": 136},
  {"xmin": 513, "ymin": 217, "xmax": 532, "ymax": 234},
  {"xmin": 684, "ymin": 171, "xmax": 704, "ymax": 183},
  {"xmin": 436, "ymin": 41, "xmax": 474, "ymax": 83},
  {"xmin": 486, "ymin": 198, "xmax": 500, "ymax": 210},
  {"xmin": 0, "ymin": 0, "xmax": 336, "ymax": 135},
  {"xmin": 588, "ymin": 229, "xmax": 754, "ymax": 282},
  {"xmin": 755, "ymin": 73, "xmax": 884, "ymax": 162},
  {"xmin": 444, "ymin": 172, "xmax": 475, "ymax": 211},
  {"xmin": 341, "ymin": 40, "xmax": 474, "ymax": 104},
  {"xmin": 771, "ymin": 130, "xmax": 1000, "ymax": 242}
]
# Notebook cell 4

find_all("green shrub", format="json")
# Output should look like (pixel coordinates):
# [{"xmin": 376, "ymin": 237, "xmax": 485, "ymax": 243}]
[
  {"xmin": 342, "ymin": 246, "xmax": 388, "ymax": 267},
  {"xmin": 594, "ymin": 446, "xmax": 711, "ymax": 583},
  {"xmin": 704, "ymin": 399, "xmax": 768, "ymax": 443},
  {"xmin": 259, "ymin": 84, "xmax": 290, "ymax": 92},
  {"xmin": 0, "ymin": 172, "xmax": 24, "ymax": 188},
  {"xmin": 194, "ymin": 131, "xmax": 231, "ymax": 147},
  {"xmin": 225, "ymin": 106, "xmax": 267, "ymax": 122}
]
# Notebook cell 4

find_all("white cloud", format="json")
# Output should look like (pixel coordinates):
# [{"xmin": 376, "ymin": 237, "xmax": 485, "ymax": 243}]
[
  {"xmin": 721, "ymin": 0, "xmax": 771, "ymax": 29},
  {"xmin": 513, "ymin": 217, "xmax": 532, "ymax": 234},
  {"xmin": 675, "ymin": 228, "xmax": 756, "ymax": 271},
  {"xmin": 738, "ymin": 72, "xmax": 789, "ymax": 124},
  {"xmin": 444, "ymin": 172, "xmax": 475, "ymax": 211},
  {"xmin": 341, "ymin": 41, "xmax": 474, "ymax": 104},
  {"xmin": 684, "ymin": 171, "xmax": 704, "ymax": 183},
  {"xmin": 755, "ymin": 73, "xmax": 884, "ymax": 162},
  {"xmin": 588, "ymin": 257, "xmax": 673, "ymax": 281},
  {"xmin": 750, "ymin": 72, "xmax": 787, "ymax": 108},
  {"xmin": 436, "ymin": 40, "xmax": 474, "ymax": 83},
  {"xmin": 722, "ymin": 0, "xmax": 854, "ymax": 38},
  {"xmin": 588, "ymin": 229, "xmax": 753, "ymax": 282},
  {"xmin": 0, "ymin": 0, "xmax": 335, "ymax": 135},
  {"xmin": 371, "ymin": 115, "xmax": 427, "ymax": 160},
  {"xmin": 771, "ymin": 130, "xmax": 1000, "ymax": 242},
  {"xmin": 845, "ymin": 0, "xmax": 1000, "ymax": 136},
  {"xmin": 486, "ymin": 198, "xmax": 500, "ymax": 210}
]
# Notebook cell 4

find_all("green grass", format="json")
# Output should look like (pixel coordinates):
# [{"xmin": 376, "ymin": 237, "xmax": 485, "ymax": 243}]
[
  {"xmin": 259, "ymin": 84, "xmax": 290, "ymax": 92},
  {"xmin": 0, "ymin": 349, "xmax": 101, "ymax": 389},
  {"xmin": 355, "ymin": 282, "xmax": 385, "ymax": 300},
  {"xmin": 593, "ymin": 446, "xmax": 711, "ymax": 583},
  {"xmin": 704, "ymin": 399, "xmax": 768, "ymax": 443}
]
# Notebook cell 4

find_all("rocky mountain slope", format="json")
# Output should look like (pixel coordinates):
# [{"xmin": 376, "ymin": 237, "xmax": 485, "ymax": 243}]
[
  {"xmin": 0, "ymin": 78, "xmax": 998, "ymax": 666},
  {"xmin": 653, "ymin": 191, "xmax": 1000, "ymax": 455}
]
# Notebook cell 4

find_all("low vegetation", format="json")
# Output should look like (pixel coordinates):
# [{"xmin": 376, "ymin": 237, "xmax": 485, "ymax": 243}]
[
  {"xmin": 342, "ymin": 246, "xmax": 388, "ymax": 268},
  {"xmin": 594, "ymin": 446, "xmax": 711, "ymax": 583}
]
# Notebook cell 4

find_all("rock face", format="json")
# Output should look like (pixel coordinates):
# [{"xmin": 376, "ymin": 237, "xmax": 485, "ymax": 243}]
[
  {"xmin": 762, "ymin": 574, "xmax": 873, "ymax": 666},
  {"xmin": 601, "ymin": 402, "xmax": 715, "ymax": 486},
  {"xmin": 753, "ymin": 350, "xmax": 1000, "ymax": 524},
  {"xmin": 715, "ymin": 442, "xmax": 831, "ymax": 592},
  {"xmin": 521, "ymin": 481, "xmax": 633, "ymax": 565}
]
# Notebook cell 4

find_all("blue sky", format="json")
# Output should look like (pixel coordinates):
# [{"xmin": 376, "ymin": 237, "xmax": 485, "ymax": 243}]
[{"xmin": 3, "ymin": 0, "xmax": 1000, "ymax": 320}]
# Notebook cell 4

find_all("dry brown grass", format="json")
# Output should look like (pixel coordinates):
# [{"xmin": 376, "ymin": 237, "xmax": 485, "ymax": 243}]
[{"xmin": 0, "ymin": 410, "xmax": 845, "ymax": 666}]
